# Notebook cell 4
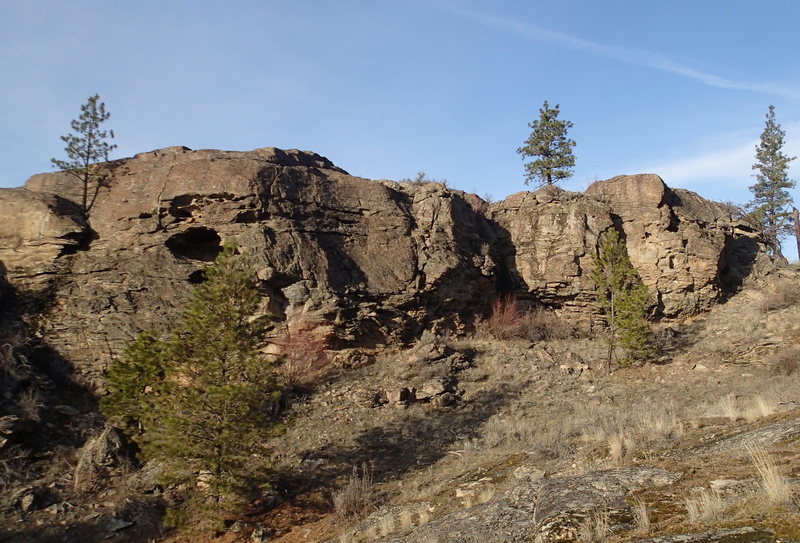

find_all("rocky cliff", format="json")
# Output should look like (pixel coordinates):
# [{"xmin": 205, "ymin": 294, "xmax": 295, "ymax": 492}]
[{"xmin": 0, "ymin": 147, "xmax": 772, "ymax": 390}]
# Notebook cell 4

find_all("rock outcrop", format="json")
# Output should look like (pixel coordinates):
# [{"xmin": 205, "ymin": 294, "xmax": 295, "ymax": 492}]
[
  {"xmin": 0, "ymin": 188, "xmax": 85, "ymax": 299},
  {"xmin": 0, "ymin": 147, "xmax": 773, "ymax": 389},
  {"xmin": 491, "ymin": 174, "xmax": 770, "ymax": 322}
]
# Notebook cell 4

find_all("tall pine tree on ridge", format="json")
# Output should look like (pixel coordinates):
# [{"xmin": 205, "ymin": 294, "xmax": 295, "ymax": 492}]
[{"xmin": 749, "ymin": 105, "xmax": 796, "ymax": 259}]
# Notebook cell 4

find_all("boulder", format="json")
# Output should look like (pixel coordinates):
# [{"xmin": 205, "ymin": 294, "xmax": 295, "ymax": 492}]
[
  {"xmin": 73, "ymin": 426, "xmax": 126, "ymax": 491},
  {"xmin": 586, "ymin": 175, "xmax": 770, "ymax": 316}
]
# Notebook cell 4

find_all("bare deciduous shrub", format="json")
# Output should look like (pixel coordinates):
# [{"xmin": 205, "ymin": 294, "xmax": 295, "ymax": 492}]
[
  {"xmin": 1, "ymin": 335, "xmax": 34, "ymax": 383},
  {"xmin": 478, "ymin": 295, "xmax": 572, "ymax": 341},
  {"xmin": 760, "ymin": 280, "xmax": 800, "ymax": 312},
  {"xmin": 400, "ymin": 172, "xmax": 449, "ymax": 187},
  {"xmin": 769, "ymin": 345, "xmax": 800, "ymax": 376},
  {"xmin": 334, "ymin": 463, "xmax": 376, "ymax": 521},
  {"xmin": 0, "ymin": 445, "xmax": 30, "ymax": 489},
  {"xmin": 276, "ymin": 317, "xmax": 331, "ymax": 388},
  {"xmin": 746, "ymin": 444, "xmax": 792, "ymax": 506},
  {"xmin": 714, "ymin": 200, "xmax": 751, "ymax": 221},
  {"xmin": 17, "ymin": 387, "xmax": 42, "ymax": 422}
]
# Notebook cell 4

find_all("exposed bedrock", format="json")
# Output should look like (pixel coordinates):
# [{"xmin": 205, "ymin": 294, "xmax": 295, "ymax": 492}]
[{"xmin": 0, "ymin": 147, "xmax": 773, "ymax": 389}]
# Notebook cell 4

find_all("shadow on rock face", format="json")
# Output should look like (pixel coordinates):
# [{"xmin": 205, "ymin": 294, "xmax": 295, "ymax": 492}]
[
  {"xmin": 718, "ymin": 234, "xmax": 761, "ymax": 299},
  {"xmin": 164, "ymin": 226, "xmax": 222, "ymax": 261}
]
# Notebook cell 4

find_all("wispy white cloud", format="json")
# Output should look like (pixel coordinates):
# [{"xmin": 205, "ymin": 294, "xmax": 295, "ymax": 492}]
[
  {"xmin": 635, "ymin": 122, "xmax": 800, "ymax": 190},
  {"xmin": 435, "ymin": 2, "xmax": 800, "ymax": 100},
  {"xmin": 639, "ymin": 141, "xmax": 757, "ymax": 188}
]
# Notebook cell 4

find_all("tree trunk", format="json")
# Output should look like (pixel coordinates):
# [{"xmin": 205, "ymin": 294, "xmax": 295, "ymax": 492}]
[
  {"xmin": 607, "ymin": 293, "xmax": 615, "ymax": 374},
  {"xmin": 793, "ymin": 207, "xmax": 800, "ymax": 261}
]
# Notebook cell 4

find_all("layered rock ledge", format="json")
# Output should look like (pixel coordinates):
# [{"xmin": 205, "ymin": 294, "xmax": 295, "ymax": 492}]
[{"xmin": 0, "ymin": 147, "xmax": 772, "ymax": 389}]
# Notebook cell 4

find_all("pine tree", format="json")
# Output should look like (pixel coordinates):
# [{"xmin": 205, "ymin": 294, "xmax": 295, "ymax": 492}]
[
  {"xmin": 102, "ymin": 243, "xmax": 280, "ymax": 532},
  {"xmin": 589, "ymin": 229, "xmax": 652, "ymax": 372},
  {"xmin": 100, "ymin": 331, "xmax": 165, "ymax": 436},
  {"xmin": 517, "ymin": 100, "xmax": 576, "ymax": 187},
  {"xmin": 749, "ymin": 105, "xmax": 796, "ymax": 258},
  {"xmin": 51, "ymin": 94, "xmax": 116, "ymax": 214}
]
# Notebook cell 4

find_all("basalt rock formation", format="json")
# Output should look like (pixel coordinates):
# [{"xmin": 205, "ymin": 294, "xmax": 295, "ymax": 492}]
[{"xmin": 0, "ymin": 147, "xmax": 772, "ymax": 390}]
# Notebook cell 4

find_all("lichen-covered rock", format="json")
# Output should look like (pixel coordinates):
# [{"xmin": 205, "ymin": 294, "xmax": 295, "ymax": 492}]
[{"xmin": 377, "ymin": 467, "xmax": 680, "ymax": 543}]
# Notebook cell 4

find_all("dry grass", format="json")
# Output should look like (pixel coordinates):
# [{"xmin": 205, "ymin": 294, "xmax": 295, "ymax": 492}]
[
  {"xmin": 333, "ymin": 463, "xmax": 377, "ymax": 521},
  {"xmin": 581, "ymin": 405, "xmax": 685, "ymax": 464},
  {"xmin": 702, "ymin": 392, "xmax": 779, "ymax": 422},
  {"xmin": 742, "ymin": 393, "xmax": 779, "ymax": 422},
  {"xmin": 683, "ymin": 488, "xmax": 727, "ymax": 523},
  {"xmin": 746, "ymin": 444, "xmax": 792, "ymax": 506},
  {"xmin": 630, "ymin": 497, "xmax": 651, "ymax": 535},
  {"xmin": 336, "ymin": 504, "xmax": 433, "ymax": 543},
  {"xmin": 576, "ymin": 508, "xmax": 611, "ymax": 543},
  {"xmin": 687, "ymin": 309, "xmax": 765, "ymax": 364},
  {"xmin": 706, "ymin": 393, "xmax": 740, "ymax": 421},
  {"xmin": 760, "ymin": 280, "xmax": 800, "ymax": 312},
  {"xmin": 478, "ymin": 409, "xmax": 579, "ymax": 460}
]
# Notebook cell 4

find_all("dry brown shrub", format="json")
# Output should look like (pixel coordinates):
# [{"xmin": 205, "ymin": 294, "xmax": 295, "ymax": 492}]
[
  {"xmin": 769, "ymin": 345, "xmax": 800, "ymax": 376},
  {"xmin": 333, "ymin": 463, "xmax": 376, "ymax": 521},
  {"xmin": 478, "ymin": 295, "xmax": 572, "ymax": 341},
  {"xmin": 275, "ymin": 317, "xmax": 331, "ymax": 388},
  {"xmin": 760, "ymin": 280, "xmax": 800, "ymax": 312}
]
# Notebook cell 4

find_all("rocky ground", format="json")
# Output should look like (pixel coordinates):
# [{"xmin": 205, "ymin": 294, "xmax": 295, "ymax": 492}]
[
  {"xmin": 220, "ymin": 267, "xmax": 800, "ymax": 543},
  {"xmin": 2, "ymin": 272, "xmax": 799, "ymax": 543}
]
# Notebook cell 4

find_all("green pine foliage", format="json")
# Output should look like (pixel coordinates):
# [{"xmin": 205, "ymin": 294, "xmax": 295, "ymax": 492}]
[
  {"xmin": 589, "ymin": 229, "xmax": 652, "ymax": 371},
  {"xmin": 51, "ymin": 94, "xmax": 116, "ymax": 214},
  {"xmin": 517, "ymin": 100, "xmax": 576, "ymax": 187},
  {"xmin": 101, "ymin": 243, "xmax": 280, "ymax": 533},
  {"xmin": 100, "ymin": 331, "xmax": 165, "ymax": 436},
  {"xmin": 749, "ymin": 105, "xmax": 796, "ymax": 258}
]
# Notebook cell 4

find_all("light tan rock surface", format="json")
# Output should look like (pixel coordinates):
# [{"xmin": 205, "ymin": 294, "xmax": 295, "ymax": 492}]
[
  {"xmin": 0, "ymin": 188, "xmax": 85, "ymax": 295},
  {"xmin": 585, "ymin": 174, "xmax": 770, "ymax": 317},
  {"xmin": 0, "ymin": 149, "xmax": 773, "ymax": 390},
  {"xmin": 491, "ymin": 174, "xmax": 771, "ymax": 323}
]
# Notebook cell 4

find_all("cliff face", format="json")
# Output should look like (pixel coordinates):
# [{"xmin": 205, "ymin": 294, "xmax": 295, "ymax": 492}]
[
  {"xmin": 491, "ymin": 174, "xmax": 770, "ymax": 321},
  {"xmin": 0, "ymin": 147, "xmax": 772, "ymax": 389}
]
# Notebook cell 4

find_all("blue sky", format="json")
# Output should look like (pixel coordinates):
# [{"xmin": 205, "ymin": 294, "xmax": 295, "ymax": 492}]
[{"xmin": 2, "ymin": 1, "xmax": 800, "ymax": 258}]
